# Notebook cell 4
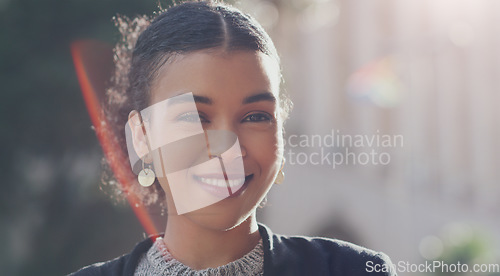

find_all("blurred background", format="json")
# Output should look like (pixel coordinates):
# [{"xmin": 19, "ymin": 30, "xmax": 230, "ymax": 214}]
[{"xmin": 1, "ymin": 0, "xmax": 499, "ymax": 275}]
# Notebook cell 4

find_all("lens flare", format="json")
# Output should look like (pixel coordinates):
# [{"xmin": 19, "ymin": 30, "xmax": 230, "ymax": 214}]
[
  {"xmin": 70, "ymin": 40, "xmax": 158, "ymax": 236},
  {"xmin": 347, "ymin": 55, "xmax": 404, "ymax": 108}
]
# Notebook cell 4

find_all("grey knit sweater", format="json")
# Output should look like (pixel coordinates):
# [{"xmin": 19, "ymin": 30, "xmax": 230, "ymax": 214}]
[
  {"xmin": 71, "ymin": 224, "xmax": 397, "ymax": 276},
  {"xmin": 134, "ymin": 237, "xmax": 264, "ymax": 276}
]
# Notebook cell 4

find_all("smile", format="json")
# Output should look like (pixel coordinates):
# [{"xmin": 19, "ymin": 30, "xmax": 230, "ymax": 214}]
[
  {"xmin": 192, "ymin": 174, "xmax": 254, "ymax": 198},
  {"xmin": 194, "ymin": 176, "xmax": 245, "ymax": 188}
]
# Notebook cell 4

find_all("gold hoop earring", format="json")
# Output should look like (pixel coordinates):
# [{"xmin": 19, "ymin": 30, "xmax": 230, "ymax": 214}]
[
  {"xmin": 138, "ymin": 158, "xmax": 155, "ymax": 187},
  {"xmin": 275, "ymin": 170, "xmax": 285, "ymax": 184},
  {"xmin": 275, "ymin": 158, "xmax": 285, "ymax": 184},
  {"xmin": 258, "ymin": 196, "xmax": 268, "ymax": 208}
]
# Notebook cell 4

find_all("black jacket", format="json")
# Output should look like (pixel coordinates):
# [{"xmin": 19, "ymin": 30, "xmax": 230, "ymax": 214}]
[{"xmin": 70, "ymin": 224, "xmax": 396, "ymax": 275}]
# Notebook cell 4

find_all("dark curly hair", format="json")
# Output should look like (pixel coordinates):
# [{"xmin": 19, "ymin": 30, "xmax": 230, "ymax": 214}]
[{"xmin": 103, "ymin": 0, "xmax": 292, "ymax": 207}]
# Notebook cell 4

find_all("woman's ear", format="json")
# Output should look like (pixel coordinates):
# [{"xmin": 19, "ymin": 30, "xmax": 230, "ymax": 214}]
[{"xmin": 128, "ymin": 110, "xmax": 150, "ymax": 159}]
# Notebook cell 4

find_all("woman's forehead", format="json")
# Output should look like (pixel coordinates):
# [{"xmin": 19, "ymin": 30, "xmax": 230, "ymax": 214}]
[{"xmin": 150, "ymin": 49, "xmax": 280, "ymax": 104}]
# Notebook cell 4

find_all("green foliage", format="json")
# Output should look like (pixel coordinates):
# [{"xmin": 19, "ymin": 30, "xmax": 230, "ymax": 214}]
[{"xmin": 427, "ymin": 226, "xmax": 499, "ymax": 276}]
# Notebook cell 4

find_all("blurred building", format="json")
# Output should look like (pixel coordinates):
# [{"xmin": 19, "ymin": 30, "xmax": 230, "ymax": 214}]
[{"xmin": 240, "ymin": 0, "xmax": 500, "ymax": 269}]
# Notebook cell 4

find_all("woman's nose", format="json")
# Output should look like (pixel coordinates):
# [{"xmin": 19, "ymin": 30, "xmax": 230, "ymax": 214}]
[
  {"xmin": 205, "ymin": 129, "xmax": 243, "ymax": 159},
  {"xmin": 204, "ymin": 129, "xmax": 245, "ymax": 176},
  {"xmin": 239, "ymin": 144, "xmax": 247, "ymax": 157}
]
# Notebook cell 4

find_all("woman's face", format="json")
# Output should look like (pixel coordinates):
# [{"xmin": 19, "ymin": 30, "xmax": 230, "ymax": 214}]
[{"xmin": 147, "ymin": 49, "xmax": 283, "ymax": 230}]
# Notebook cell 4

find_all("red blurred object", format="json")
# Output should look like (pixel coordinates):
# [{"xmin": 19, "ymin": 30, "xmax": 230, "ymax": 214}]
[{"xmin": 71, "ymin": 40, "xmax": 158, "ymax": 236}]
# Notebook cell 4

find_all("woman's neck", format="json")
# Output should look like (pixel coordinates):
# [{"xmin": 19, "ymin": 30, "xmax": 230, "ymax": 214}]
[{"xmin": 162, "ymin": 213, "xmax": 261, "ymax": 270}]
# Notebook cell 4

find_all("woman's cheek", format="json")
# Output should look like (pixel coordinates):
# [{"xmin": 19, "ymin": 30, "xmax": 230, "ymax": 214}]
[{"xmin": 241, "ymin": 127, "xmax": 281, "ymax": 166}]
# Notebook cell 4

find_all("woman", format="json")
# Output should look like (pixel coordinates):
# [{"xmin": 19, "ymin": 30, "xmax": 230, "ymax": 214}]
[{"xmin": 72, "ymin": 1, "xmax": 396, "ymax": 275}]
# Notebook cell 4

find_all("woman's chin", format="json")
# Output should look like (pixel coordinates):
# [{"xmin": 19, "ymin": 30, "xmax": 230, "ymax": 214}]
[{"xmin": 182, "ymin": 205, "xmax": 255, "ymax": 232}]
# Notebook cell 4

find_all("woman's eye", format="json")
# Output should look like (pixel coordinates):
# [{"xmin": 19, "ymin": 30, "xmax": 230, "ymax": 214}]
[
  {"xmin": 176, "ymin": 112, "xmax": 207, "ymax": 123},
  {"xmin": 243, "ymin": 113, "xmax": 272, "ymax": 123}
]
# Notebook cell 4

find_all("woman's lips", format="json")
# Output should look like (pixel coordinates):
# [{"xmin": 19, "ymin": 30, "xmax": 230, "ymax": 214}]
[{"xmin": 192, "ymin": 174, "xmax": 253, "ymax": 198}]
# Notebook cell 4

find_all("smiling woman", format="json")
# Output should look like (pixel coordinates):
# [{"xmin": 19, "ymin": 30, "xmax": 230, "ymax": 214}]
[{"xmin": 70, "ymin": 1, "xmax": 396, "ymax": 275}]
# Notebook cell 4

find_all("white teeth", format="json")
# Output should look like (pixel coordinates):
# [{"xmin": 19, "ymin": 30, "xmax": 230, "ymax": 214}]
[
  {"xmin": 228, "ymin": 178, "xmax": 245, "ymax": 187},
  {"xmin": 198, "ymin": 177, "xmax": 245, "ymax": 187}
]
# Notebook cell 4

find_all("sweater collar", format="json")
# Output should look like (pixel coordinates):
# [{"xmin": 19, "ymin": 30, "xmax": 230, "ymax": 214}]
[{"xmin": 126, "ymin": 223, "xmax": 276, "ymax": 276}]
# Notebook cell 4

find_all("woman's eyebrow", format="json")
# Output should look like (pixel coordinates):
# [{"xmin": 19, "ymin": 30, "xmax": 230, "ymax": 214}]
[
  {"xmin": 242, "ymin": 92, "xmax": 276, "ymax": 104},
  {"xmin": 166, "ymin": 94, "xmax": 213, "ymax": 106},
  {"xmin": 193, "ymin": 95, "xmax": 212, "ymax": 104}
]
